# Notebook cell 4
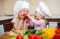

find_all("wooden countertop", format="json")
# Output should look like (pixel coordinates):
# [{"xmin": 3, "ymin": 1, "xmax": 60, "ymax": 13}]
[{"xmin": 0, "ymin": 32, "xmax": 8, "ymax": 39}]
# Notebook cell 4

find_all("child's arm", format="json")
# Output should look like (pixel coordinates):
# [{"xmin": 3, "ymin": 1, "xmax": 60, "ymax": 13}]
[
  {"xmin": 11, "ymin": 19, "xmax": 23, "ymax": 34},
  {"xmin": 32, "ymin": 18, "xmax": 45, "ymax": 26},
  {"xmin": 27, "ymin": 15, "xmax": 45, "ymax": 26},
  {"xmin": 24, "ymin": 20, "xmax": 29, "ymax": 30},
  {"xmin": 11, "ymin": 18, "xmax": 21, "ymax": 30}
]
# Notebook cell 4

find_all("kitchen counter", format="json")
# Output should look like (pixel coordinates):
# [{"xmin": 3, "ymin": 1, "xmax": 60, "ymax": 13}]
[
  {"xmin": 45, "ymin": 16, "xmax": 60, "ymax": 19},
  {"xmin": 0, "ymin": 16, "xmax": 13, "ymax": 21},
  {"xmin": 0, "ymin": 15, "xmax": 60, "ymax": 21}
]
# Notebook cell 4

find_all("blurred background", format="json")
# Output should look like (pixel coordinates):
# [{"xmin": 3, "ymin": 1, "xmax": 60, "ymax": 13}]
[
  {"xmin": 0, "ymin": 0, "xmax": 60, "ymax": 38},
  {"xmin": 0, "ymin": 0, "xmax": 60, "ymax": 17}
]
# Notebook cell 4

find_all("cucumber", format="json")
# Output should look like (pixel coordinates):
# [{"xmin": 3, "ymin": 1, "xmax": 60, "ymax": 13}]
[
  {"xmin": 25, "ymin": 29, "xmax": 36, "ymax": 35},
  {"xmin": 36, "ymin": 31, "xmax": 43, "ymax": 35},
  {"xmin": 25, "ymin": 29, "xmax": 31, "ymax": 35},
  {"xmin": 30, "ymin": 29, "xmax": 36, "ymax": 34}
]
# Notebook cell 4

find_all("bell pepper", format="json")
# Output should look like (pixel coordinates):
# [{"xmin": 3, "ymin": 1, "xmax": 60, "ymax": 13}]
[
  {"xmin": 53, "ymin": 28, "xmax": 60, "ymax": 39},
  {"xmin": 42, "ymin": 28, "xmax": 56, "ymax": 39},
  {"xmin": 55, "ymin": 28, "xmax": 60, "ymax": 34},
  {"xmin": 53, "ymin": 34, "xmax": 60, "ymax": 39}
]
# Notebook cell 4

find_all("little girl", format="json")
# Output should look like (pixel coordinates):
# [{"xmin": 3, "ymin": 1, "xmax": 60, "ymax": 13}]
[
  {"xmin": 11, "ymin": 1, "xmax": 33, "ymax": 32},
  {"xmin": 27, "ymin": 1, "xmax": 52, "ymax": 30}
]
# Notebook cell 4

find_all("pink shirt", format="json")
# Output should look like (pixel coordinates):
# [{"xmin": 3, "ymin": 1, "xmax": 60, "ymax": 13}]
[
  {"xmin": 31, "ymin": 18, "xmax": 45, "ymax": 26},
  {"xmin": 11, "ymin": 18, "xmax": 34, "ymax": 30},
  {"xmin": 31, "ymin": 18, "xmax": 46, "ymax": 30},
  {"xmin": 11, "ymin": 18, "xmax": 45, "ymax": 30}
]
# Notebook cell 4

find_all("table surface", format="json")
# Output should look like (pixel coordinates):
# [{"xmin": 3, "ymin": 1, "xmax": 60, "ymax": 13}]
[{"xmin": 0, "ymin": 32, "xmax": 8, "ymax": 39}]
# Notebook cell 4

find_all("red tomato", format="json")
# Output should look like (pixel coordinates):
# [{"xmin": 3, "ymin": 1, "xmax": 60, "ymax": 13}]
[
  {"xmin": 53, "ymin": 34, "xmax": 60, "ymax": 39},
  {"xmin": 16, "ymin": 35, "xmax": 24, "ymax": 39},
  {"xmin": 58, "ymin": 28, "xmax": 60, "ymax": 31},
  {"xmin": 36, "ymin": 35, "xmax": 44, "ymax": 39},
  {"xmin": 54, "ymin": 28, "xmax": 60, "ymax": 39},
  {"xmin": 55, "ymin": 29, "xmax": 60, "ymax": 34},
  {"xmin": 28, "ymin": 34, "xmax": 36, "ymax": 39}
]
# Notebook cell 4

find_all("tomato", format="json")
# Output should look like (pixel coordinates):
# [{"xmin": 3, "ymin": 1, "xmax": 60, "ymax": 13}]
[
  {"xmin": 55, "ymin": 29, "xmax": 60, "ymax": 34},
  {"xmin": 53, "ymin": 28, "xmax": 60, "ymax": 39},
  {"xmin": 36, "ymin": 35, "xmax": 44, "ymax": 39},
  {"xmin": 16, "ymin": 35, "xmax": 24, "ymax": 39},
  {"xmin": 28, "ymin": 34, "xmax": 36, "ymax": 39},
  {"xmin": 58, "ymin": 28, "xmax": 60, "ymax": 31},
  {"xmin": 53, "ymin": 34, "xmax": 60, "ymax": 39}
]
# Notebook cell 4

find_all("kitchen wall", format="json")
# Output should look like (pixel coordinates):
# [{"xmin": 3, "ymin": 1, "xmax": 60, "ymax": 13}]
[
  {"xmin": 27, "ymin": 0, "xmax": 60, "ymax": 16},
  {"xmin": 0, "ymin": 0, "xmax": 60, "ymax": 17},
  {"xmin": 0, "ymin": 0, "xmax": 4, "ymax": 14},
  {"xmin": 0, "ymin": 0, "xmax": 18, "ymax": 15}
]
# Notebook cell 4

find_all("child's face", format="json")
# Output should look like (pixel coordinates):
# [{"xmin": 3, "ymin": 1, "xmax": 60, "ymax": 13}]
[
  {"xmin": 34, "ymin": 11, "xmax": 44, "ymax": 20},
  {"xmin": 18, "ymin": 8, "xmax": 29, "ymax": 19},
  {"xmin": 20, "ymin": 8, "xmax": 29, "ymax": 14}
]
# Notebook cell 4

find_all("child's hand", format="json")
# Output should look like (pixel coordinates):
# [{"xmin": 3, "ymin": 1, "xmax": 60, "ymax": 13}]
[
  {"xmin": 18, "ymin": 13, "xmax": 25, "ymax": 19},
  {"xmin": 25, "ymin": 14, "xmax": 33, "ymax": 20},
  {"xmin": 24, "ymin": 20, "xmax": 29, "ymax": 30},
  {"xmin": 26, "ymin": 13, "xmax": 30, "ymax": 18},
  {"xmin": 22, "ymin": 13, "xmax": 30, "ymax": 21}
]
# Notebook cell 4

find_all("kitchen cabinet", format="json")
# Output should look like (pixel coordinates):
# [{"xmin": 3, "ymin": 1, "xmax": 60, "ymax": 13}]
[
  {"xmin": 0, "ymin": 16, "xmax": 13, "ymax": 32},
  {"xmin": 47, "ymin": 18, "xmax": 60, "ymax": 28},
  {"xmin": 0, "ymin": 19, "xmax": 13, "ymax": 32}
]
